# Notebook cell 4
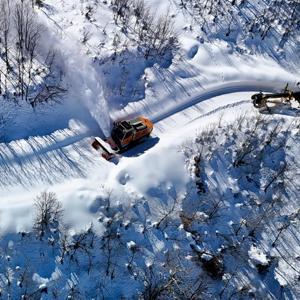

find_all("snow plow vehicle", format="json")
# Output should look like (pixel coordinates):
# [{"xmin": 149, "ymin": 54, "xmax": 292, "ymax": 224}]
[
  {"xmin": 92, "ymin": 116, "xmax": 153, "ymax": 161},
  {"xmin": 252, "ymin": 84, "xmax": 300, "ymax": 109}
]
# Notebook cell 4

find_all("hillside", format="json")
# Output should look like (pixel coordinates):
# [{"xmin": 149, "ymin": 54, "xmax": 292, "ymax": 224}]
[{"xmin": 0, "ymin": 0, "xmax": 299, "ymax": 299}]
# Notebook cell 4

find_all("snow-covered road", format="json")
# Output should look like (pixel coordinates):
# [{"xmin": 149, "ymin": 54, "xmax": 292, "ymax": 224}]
[
  {"xmin": 0, "ymin": 80, "xmax": 298, "ymax": 192},
  {"xmin": 151, "ymin": 80, "xmax": 280, "ymax": 123}
]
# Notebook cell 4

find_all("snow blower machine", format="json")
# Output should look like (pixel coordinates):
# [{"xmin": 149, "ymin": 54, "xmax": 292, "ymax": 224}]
[
  {"xmin": 252, "ymin": 84, "xmax": 300, "ymax": 110},
  {"xmin": 92, "ymin": 116, "xmax": 153, "ymax": 161}
]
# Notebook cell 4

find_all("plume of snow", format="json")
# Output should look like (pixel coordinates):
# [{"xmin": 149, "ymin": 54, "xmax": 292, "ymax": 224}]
[{"xmin": 38, "ymin": 13, "xmax": 111, "ymax": 136}]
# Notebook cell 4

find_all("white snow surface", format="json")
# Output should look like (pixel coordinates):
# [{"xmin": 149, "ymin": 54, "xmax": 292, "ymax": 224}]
[
  {"xmin": 248, "ymin": 245, "xmax": 269, "ymax": 266},
  {"xmin": 0, "ymin": 0, "xmax": 300, "ymax": 298}
]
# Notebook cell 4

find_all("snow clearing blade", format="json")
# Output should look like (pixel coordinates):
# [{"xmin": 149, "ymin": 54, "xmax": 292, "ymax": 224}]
[{"xmin": 92, "ymin": 137, "xmax": 118, "ymax": 161}]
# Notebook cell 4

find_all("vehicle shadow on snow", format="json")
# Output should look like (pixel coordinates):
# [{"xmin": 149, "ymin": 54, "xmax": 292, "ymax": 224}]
[
  {"xmin": 258, "ymin": 106, "xmax": 300, "ymax": 117},
  {"xmin": 121, "ymin": 136, "xmax": 160, "ymax": 158}
]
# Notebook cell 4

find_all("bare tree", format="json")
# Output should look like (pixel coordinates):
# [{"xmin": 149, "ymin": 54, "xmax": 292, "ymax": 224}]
[
  {"xmin": 33, "ymin": 191, "xmax": 63, "ymax": 238},
  {"xmin": 0, "ymin": 0, "xmax": 11, "ymax": 84},
  {"xmin": 155, "ymin": 195, "xmax": 181, "ymax": 230},
  {"xmin": 111, "ymin": 0, "xmax": 132, "ymax": 25},
  {"xmin": 136, "ymin": 8, "xmax": 178, "ymax": 58},
  {"xmin": 59, "ymin": 226, "xmax": 97, "ymax": 273},
  {"xmin": 0, "ymin": 0, "xmax": 66, "ymax": 107},
  {"xmin": 14, "ymin": 0, "xmax": 41, "ymax": 100},
  {"xmin": 109, "ymin": 0, "xmax": 178, "ymax": 59}
]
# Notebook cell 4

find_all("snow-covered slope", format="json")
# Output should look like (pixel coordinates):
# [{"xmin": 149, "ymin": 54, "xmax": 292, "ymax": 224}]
[{"xmin": 0, "ymin": 0, "xmax": 299, "ymax": 298}]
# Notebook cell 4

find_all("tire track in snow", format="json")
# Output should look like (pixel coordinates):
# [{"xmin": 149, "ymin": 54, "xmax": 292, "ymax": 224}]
[
  {"xmin": 150, "ymin": 80, "xmax": 281, "ymax": 124},
  {"xmin": 153, "ymin": 99, "xmax": 251, "ymax": 135},
  {"xmin": 184, "ymin": 99, "xmax": 250, "ymax": 125}
]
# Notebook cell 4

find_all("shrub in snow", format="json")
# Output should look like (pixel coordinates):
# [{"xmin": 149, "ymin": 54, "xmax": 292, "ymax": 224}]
[
  {"xmin": 127, "ymin": 241, "xmax": 137, "ymax": 251},
  {"xmin": 181, "ymin": 114, "xmax": 300, "ymax": 297},
  {"xmin": 59, "ymin": 226, "xmax": 96, "ymax": 274},
  {"xmin": 0, "ymin": 114, "xmax": 299, "ymax": 298},
  {"xmin": 248, "ymin": 245, "xmax": 270, "ymax": 274},
  {"xmin": 191, "ymin": 245, "xmax": 224, "ymax": 279},
  {"xmin": 34, "ymin": 0, "xmax": 44, "ymax": 7},
  {"xmin": 110, "ymin": 0, "xmax": 178, "ymax": 59},
  {"xmin": 179, "ymin": 0, "xmax": 299, "ymax": 54}
]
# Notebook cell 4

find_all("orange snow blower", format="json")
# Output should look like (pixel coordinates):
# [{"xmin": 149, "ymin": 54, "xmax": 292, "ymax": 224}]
[{"xmin": 92, "ymin": 116, "xmax": 153, "ymax": 160}]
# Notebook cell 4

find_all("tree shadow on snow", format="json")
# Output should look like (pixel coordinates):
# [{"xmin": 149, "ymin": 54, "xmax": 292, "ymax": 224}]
[
  {"xmin": 94, "ymin": 48, "xmax": 176, "ymax": 111},
  {"xmin": 190, "ymin": 0, "xmax": 299, "ymax": 73},
  {"xmin": 0, "ymin": 97, "xmax": 102, "ymax": 144},
  {"xmin": 0, "ymin": 132, "xmax": 99, "ymax": 189}
]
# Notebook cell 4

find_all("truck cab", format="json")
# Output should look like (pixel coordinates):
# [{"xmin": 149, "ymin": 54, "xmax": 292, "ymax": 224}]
[{"xmin": 111, "ymin": 117, "xmax": 153, "ymax": 150}]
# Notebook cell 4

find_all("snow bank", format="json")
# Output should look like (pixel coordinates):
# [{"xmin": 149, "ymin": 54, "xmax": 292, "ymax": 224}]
[{"xmin": 111, "ymin": 147, "xmax": 189, "ymax": 197}]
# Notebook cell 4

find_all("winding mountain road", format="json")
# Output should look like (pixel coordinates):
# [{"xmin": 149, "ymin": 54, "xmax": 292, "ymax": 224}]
[{"xmin": 0, "ymin": 80, "xmax": 294, "ymax": 189}]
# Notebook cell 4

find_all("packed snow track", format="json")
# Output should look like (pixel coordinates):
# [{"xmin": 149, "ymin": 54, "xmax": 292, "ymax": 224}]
[{"xmin": 0, "ymin": 80, "xmax": 297, "ymax": 190}]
